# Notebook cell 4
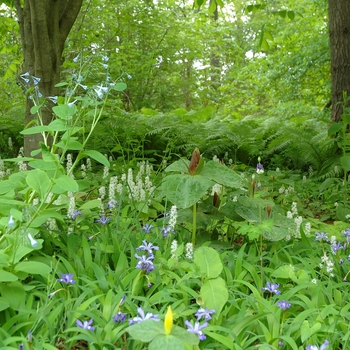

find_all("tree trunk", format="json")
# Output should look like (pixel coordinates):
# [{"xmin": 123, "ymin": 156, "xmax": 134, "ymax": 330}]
[
  {"xmin": 209, "ymin": 0, "xmax": 220, "ymax": 90},
  {"xmin": 14, "ymin": 0, "xmax": 83, "ymax": 156},
  {"xmin": 328, "ymin": 0, "xmax": 350, "ymax": 122}
]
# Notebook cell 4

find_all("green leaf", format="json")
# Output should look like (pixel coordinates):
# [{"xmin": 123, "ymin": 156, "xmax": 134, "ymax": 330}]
[
  {"xmin": 300, "ymin": 320, "xmax": 322, "ymax": 343},
  {"xmin": 20, "ymin": 125, "xmax": 49, "ymax": 135},
  {"xmin": 200, "ymin": 277, "xmax": 228, "ymax": 315},
  {"xmin": 53, "ymin": 175, "xmax": 79, "ymax": 192},
  {"xmin": 150, "ymin": 334, "xmax": 185, "ymax": 350},
  {"xmin": 0, "ymin": 297, "xmax": 10, "ymax": 312},
  {"xmin": 112, "ymin": 82, "xmax": 127, "ymax": 91},
  {"xmin": 55, "ymin": 139, "xmax": 83, "ymax": 150},
  {"xmin": 161, "ymin": 174, "xmax": 214, "ymax": 209},
  {"xmin": 200, "ymin": 161, "xmax": 241, "ymax": 188},
  {"xmin": 127, "ymin": 320, "xmax": 163, "ymax": 342},
  {"xmin": 52, "ymin": 104, "xmax": 77, "ymax": 120},
  {"xmin": 0, "ymin": 281, "xmax": 25, "ymax": 309},
  {"xmin": 30, "ymin": 105, "xmax": 41, "ymax": 115},
  {"xmin": 15, "ymin": 261, "xmax": 51, "ymax": 274},
  {"xmin": 47, "ymin": 119, "xmax": 67, "ymax": 131},
  {"xmin": 0, "ymin": 269, "xmax": 18, "ymax": 282},
  {"xmin": 79, "ymin": 199, "xmax": 102, "ymax": 209},
  {"xmin": 26, "ymin": 169, "xmax": 51, "ymax": 200},
  {"xmin": 341, "ymin": 155, "xmax": 350, "ymax": 172},
  {"xmin": 30, "ymin": 211, "xmax": 64, "ymax": 228},
  {"xmin": 328, "ymin": 122, "xmax": 343, "ymax": 136},
  {"xmin": 194, "ymin": 246, "xmax": 222, "ymax": 279},
  {"xmin": 165, "ymin": 159, "xmax": 190, "ymax": 173},
  {"xmin": 287, "ymin": 11, "xmax": 295, "ymax": 20},
  {"xmin": 80, "ymin": 150, "xmax": 110, "ymax": 167},
  {"xmin": 28, "ymin": 159, "xmax": 57, "ymax": 170},
  {"xmin": 271, "ymin": 265, "xmax": 296, "ymax": 279}
]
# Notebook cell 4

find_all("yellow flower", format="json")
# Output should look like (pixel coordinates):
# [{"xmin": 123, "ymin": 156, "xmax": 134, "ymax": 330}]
[{"xmin": 164, "ymin": 306, "xmax": 173, "ymax": 335}]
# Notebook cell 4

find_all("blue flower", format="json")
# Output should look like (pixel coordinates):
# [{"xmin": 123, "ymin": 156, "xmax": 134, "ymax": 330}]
[
  {"xmin": 129, "ymin": 307, "xmax": 160, "ymax": 324},
  {"xmin": 315, "ymin": 232, "xmax": 329, "ymax": 242},
  {"xmin": 20, "ymin": 72, "xmax": 30, "ymax": 83},
  {"xmin": 76, "ymin": 318, "xmax": 95, "ymax": 331},
  {"xmin": 343, "ymin": 228, "xmax": 350, "ymax": 242},
  {"xmin": 135, "ymin": 254, "xmax": 155, "ymax": 273},
  {"xmin": 107, "ymin": 199, "xmax": 119, "ymax": 209},
  {"xmin": 256, "ymin": 163, "xmax": 264, "ymax": 174},
  {"xmin": 184, "ymin": 320, "xmax": 208, "ymax": 341},
  {"xmin": 331, "ymin": 241, "xmax": 344, "ymax": 254},
  {"xmin": 305, "ymin": 340, "xmax": 329, "ymax": 350},
  {"xmin": 277, "ymin": 300, "xmax": 291, "ymax": 310},
  {"xmin": 57, "ymin": 273, "xmax": 76, "ymax": 285},
  {"xmin": 113, "ymin": 311, "xmax": 127, "ymax": 323},
  {"xmin": 27, "ymin": 233, "xmax": 38, "ymax": 248},
  {"xmin": 195, "ymin": 307, "xmax": 216, "ymax": 321},
  {"xmin": 261, "ymin": 282, "xmax": 281, "ymax": 295},
  {"xmin": 8, "ymin": 215, "xmax": 15, "ymax": 227},
  {"xmin": 48, "ymin": 96, "xmax": 58, "ymax": 104},
  {"xmin": 160, "ymin": 225, "xmax": 175, "ymax": 237},
  {"xmin": 71, "ymin": 209, "xmax": 82, "ymax": 220},
  {"xmin": 136, "ymin": 240, "xmax": 159, "ymax": 255},
  {"xmin": 142, "ymin": 223, "xmax": 154, "ymax": 234},
  {"xmin": 95, "ymin": 215, "xmax": 111, "ymax": 225}
]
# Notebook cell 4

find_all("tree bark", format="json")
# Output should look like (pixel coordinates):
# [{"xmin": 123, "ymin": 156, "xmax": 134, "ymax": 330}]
[
  {"xmin": 14, "ymin": 0, "xmax": 83, "ymax": 156},
  {"xmin": 328, "ymin": 0, "xmax": 350, "ymax": 122}
]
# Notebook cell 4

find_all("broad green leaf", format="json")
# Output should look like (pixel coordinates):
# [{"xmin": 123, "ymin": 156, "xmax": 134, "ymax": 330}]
[
  {"xmin": 79, "ymin": 199, "xmax": 102, "ymax": 210},
  {"xmin": 272, "ymin": 265, "xmax": 296, "ymax": 279},
  {"xmin": 149, "ymin": 334, "xmax": 185, "ymax": 350},
  {"xmin": 200, "ymin": 277, "xmax": 228, "ymax": 315},
  {"xmin": 53, "ymin": 175, "xmax": 79, "ymax": 192},
  {"xmin": 328, "ymin": 123, "xmax": 342, "ymax": 136},
  {"xmin": 300, "ymin": 320, "xmax": 322, "ymax": 343},
  {"xmin": 30, "ymin": 105, "xmax": 41, "ymax": 115},
  {"xmin": 81, "ymin": 150, "xmax": 110, "ymax": 167},
  {"xmin": 30, "ymin": 211, "xmax": 64, "ymax": 227},
  {"xmin": 0, "ymin": 297, "xmax": 10, "ymax": 312},
  {"xmin": 55, "ymin": 139, "xmax": 83, "ymax": 150},
  {"xmin": 162, "ymin": 174, "xmax": 214, "ymax": 209},
  {"xmin": 20, "ymin": 125, "xmax": 49, "ymax": 135},
  {"xmin": 0, "ymin": 180, "xmax": 15, "ymax": 194},
  {"xmin": 112, "ymin": 82, "xmax": 127, "ymax": 91},
  {"xmin": 47, "ymin": 119, "xmax": 67, "ymax": 131},
  {"xmin": 235, "ymin": 206, "xmax": 260, "ymax": 222},
  {"xmin": 165, "ymin": 159, "xmax": 190, "ymax": 173},
  {"xmin": 287, "ymin": 11, "xmax": 295, "ymax": 20},
  {"xmin": 26, "ymin": 169, "xmax": 51, "ymax": 200},
  {"xmin": 340, "ymin": 155, "xmax": 350, "ymax": 172},
  {"xmin": 194, "ymin": 246, "xmax": 222, "ymax": 279},
  {"xmin": 0, "ymin": 281, "xmax": 25, "ymax": 309},
  {"xmin": 15, "ymin": 261, "xmax": 51, "ymax": 274},
  {"xmin": 171, "ymin": 326, "xmax": 199, "ymax": 346},
  {"xmin": 28, "ymin": 159, "xmax": 57, "ymax": 170},
  {"xmin": 200, "ymin": 161, "xmax": 241, "ymax": 188},
  {"xmin": 0, "ymin": 269, "xmax": 18, "ymax": 282},
  {"xmin": 52, "ymin": 104, "xmax": 77, "ymax": 120},
  {"xmin": 127, "ymin": 320, "xmax": 163, "ymax": 342}
]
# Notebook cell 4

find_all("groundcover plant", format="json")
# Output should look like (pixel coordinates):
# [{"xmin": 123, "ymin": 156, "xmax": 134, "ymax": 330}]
[{"xmin": 0, "ymin": 57, "xmax": 350, "ymax": 350}]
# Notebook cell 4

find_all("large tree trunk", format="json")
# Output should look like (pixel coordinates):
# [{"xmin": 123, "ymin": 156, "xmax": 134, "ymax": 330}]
[
  {"xmin": 328, "ymin": 0, "xmax": 350, "ymax": 122},
  {"xmin": 14, "ymin": 0, "xmax": 83, "ymax": 156}
]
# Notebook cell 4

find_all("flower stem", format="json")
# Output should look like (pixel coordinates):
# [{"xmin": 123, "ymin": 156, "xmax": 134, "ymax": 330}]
[{"xmin": 192, "ymin": 203, "xmax": 197, "ymax": 246}]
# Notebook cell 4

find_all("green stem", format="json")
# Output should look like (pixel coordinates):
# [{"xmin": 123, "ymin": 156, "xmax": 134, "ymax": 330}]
[{"xmin": 192, "ymin": 203, "xmax": 197, "ymax": 246}]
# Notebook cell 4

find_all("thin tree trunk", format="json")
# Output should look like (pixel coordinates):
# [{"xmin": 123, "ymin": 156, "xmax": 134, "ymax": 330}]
[{"xmin": 328, "ymin": 0, "xmax": 350, "ymax": 122}]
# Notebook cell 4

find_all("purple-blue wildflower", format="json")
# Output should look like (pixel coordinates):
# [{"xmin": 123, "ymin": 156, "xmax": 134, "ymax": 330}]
[
  {"xmin": 57, "ymin": 273, "xmax": 76, "ymax": 285},
  {"xmin": 195, "ymin": 307, "xmax": 216, "ymax": 321},
  {"xmin": 71, "ymin": 209, "xmax": 82, "ymax": 220},
  {"xmin": 113, "ymin": 311, "xmax": 127, "ymax": 323},
  {"xmin": 76, "ymin": 318, "xmax": 95, "ymax": 331},
  {"xmin": 107, "ymin": 199, "xmax": 119, "ymax": 209},
  {"xmin": 160, "ymin": 225, "xmax": 174, "ymax": 237},
  {"xmin": 331, "ymin": 241, "xmax": 344, "ymax": 254},
  {"xmin": 305, "ymin": 339, "xmax": 329, "ymax": 350},
  {"xmin": 136, "ymin": 240, "xmax": 159, "ymax": 255},
  {"xmin": 343, "ymin": 228, "xmax": 350, "ymax": 242},
  {"xmin": 315, "ymin": 232, "xmax": 330, "ymax": 242},
  {"xmin": 142, "ymin": 223, "xmax": 154, "ymax": 234},
  {"xmin": 261, "ymin": 282, "xmax": 281, "ymax": 295},
  {"xmin": 135, "ymin": 254, "xmax": 155, "ymax": 273},
  {"xmin": 277, "ymin": 300, "xmax": 291, "ymax": 310},
  {"xmin": 256, "ymin": 163, "xmax": 264, "ymax": 174},
  {"xmin": 129, "ymin": 307, "xmax": 160, "ymax": 324},
  {"xmin": 184, "ymin": 320, "xmax": 208, "ymax": 341},
  {"xmin": 19, "ymin": 344, "xmax": 24, "ymax": 350},
  {"xmin": 95, "ymin": 215, "xmax": 111, "ymax": 225},
  {"xmin": 8, "ymin": 215, "xmax": 15, "ymax": 227}
]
